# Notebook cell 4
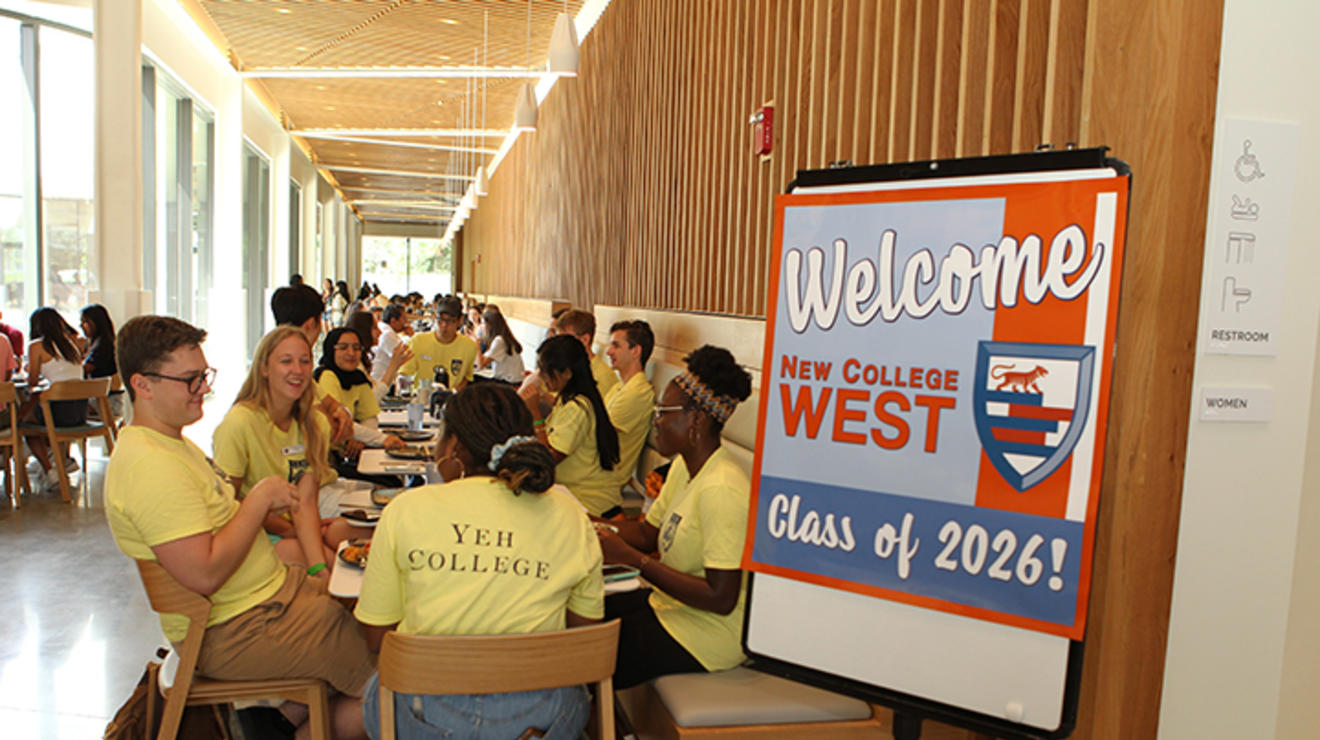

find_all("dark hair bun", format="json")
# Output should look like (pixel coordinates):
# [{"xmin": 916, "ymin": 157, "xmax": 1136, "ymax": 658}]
[
  {"xmin": 684, "ymin": 345, "xmax": 752, "ymax": 403},
  {"xmin": 493, "ymin": 441, "xmax": 556, "ymax": 494},
  {"xmin": 442, "ymin": 383, "xmax": 558, "ymax": 495}
]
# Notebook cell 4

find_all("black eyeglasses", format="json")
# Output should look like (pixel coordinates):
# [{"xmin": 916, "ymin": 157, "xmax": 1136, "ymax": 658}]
[{"xmin": 142, "ymin": 367, "xmax": 217, "ymax": 394}]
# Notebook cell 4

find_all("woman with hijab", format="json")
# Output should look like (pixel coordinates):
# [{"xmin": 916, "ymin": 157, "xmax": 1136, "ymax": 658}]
[{"xmin": 314, "ymin": 327, "xmax": 404, "ymax": 462}]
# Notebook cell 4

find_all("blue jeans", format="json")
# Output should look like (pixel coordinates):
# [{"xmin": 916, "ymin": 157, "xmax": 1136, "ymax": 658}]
[{"xmin": 363, "ymin": 672, "xmax": 589, "ymax": 740}]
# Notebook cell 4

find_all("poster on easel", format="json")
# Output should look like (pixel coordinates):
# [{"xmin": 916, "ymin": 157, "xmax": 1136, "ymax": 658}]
[{"xmin": 743, "ymin": 163, "xmax": 1129, "ymax": 641}]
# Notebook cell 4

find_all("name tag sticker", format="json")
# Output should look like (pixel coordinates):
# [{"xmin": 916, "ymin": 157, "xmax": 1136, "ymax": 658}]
[
  {"xmin": 421, "ymin": 354, "xmax": 433, "ymax": 361},
  {"xmin": 281, "ymin": 444, "xmax": 305, "ymax": 456}
]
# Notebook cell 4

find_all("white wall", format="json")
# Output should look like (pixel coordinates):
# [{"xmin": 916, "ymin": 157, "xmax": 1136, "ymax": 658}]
[
  {"xmin": 137, "ymin": 0, "xmax": 358, "ymax": 398},
  {"xmin": 1159, "ymin": 2, "xmax": 1320, "ymax": 738}
]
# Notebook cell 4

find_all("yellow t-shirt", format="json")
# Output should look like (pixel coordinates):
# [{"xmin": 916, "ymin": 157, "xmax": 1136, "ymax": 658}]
[
  {"xmin": 645, "ymin": 447, "xmax": 750, "ymax": 671},
  {"xmin": 355, "ymin": 478, "xmax": 604, "ymax": 635},
  {"xmin": 591, "ymin": 353, "xmax": 619, "ymax": 397},
  {"xmin": 547, "ymin": 396, "xmax": 619, "ymax": 515},
  {"xmin": 105, "ymin": 426, "xmax": 286, "ymax": 642},
  {"xmin": 604, "ymin": 371, "xmax": 654, "ymax": 490},
  {"xmin": 315, "ymin": 370, "xmax": 380, "ymax": 422},
  {"xmin": 400, "ymin": 332, "xmax": 478, "ymax": 386},
  {"xmin": 212, "ymin": 403, "xmax": 337, "ymax": 497}
]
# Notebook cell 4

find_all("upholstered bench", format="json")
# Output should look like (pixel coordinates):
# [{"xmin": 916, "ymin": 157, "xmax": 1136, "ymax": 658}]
[{"xmin": 617, "ymin": 667, "xmax": 888, "ymax": 739}]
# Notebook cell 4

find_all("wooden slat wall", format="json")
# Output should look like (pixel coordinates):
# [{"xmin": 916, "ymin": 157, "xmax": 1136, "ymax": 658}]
[
  {"xmin": 464, "ymin": 0, "xmax": 1091, "ymax": 316},
  {"xmin": 466, "ymin": 2, "xmax": 1225, "ymax": 738}
]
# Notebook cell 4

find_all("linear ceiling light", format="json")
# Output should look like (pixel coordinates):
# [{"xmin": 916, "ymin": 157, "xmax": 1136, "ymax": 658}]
[
  {"xmin": 293, "ymin": 133, "xmax": 498, "ymax": 155},
  {"xmin": 295, "ymin": 128, "xmax": 509, "ymax": 138},
  {"xmin": 349, "ymin": 200, "xmax": 457, "ymax": 209},
  {"xmin": 340, "ymin": 187, "xmax": 463, "ymax": 200},
  {"xmin": 320, "ymin": 164, "xmax": 476, "ymax": 180},
  {"xmin": 242, "ymin": 66, "xmax": 546, "ymax": 79}
]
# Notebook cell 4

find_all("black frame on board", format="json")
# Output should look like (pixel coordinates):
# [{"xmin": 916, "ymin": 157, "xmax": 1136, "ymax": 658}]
[{"xmin": 741, "ymin": 146, "xmax": 1132, "ymax": 740}]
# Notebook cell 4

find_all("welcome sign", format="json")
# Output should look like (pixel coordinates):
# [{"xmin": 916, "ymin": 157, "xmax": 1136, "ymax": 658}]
[{"xmin": 743, "ymin": 170, "xmax": 1129, "ymax": 639}]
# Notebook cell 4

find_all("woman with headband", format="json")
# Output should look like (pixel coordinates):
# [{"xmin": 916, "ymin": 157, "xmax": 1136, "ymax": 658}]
[
  {"xmin": 596, "ymin": 345, "xmax": 753, "ymax": 687},
  {"xmin": 355, "ymin": 383, "xmax": 605, "ymax": 739}
]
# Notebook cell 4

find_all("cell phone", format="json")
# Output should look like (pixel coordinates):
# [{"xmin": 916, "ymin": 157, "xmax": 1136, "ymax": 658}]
[{"xmin": 602, "ymin": 564, "xmax": 640, "ymax": 583}]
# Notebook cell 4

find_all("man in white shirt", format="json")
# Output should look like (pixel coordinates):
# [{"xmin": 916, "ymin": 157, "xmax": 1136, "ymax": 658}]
[{"xmin": 371, "ymin": 304, "xmax": 407, "ymax": 382}]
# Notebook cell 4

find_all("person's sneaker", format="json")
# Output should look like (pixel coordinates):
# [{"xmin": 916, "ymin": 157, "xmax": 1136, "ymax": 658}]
[
  {"xmin": 29, "ymin": 468, "xmax": 56, "ymax": 492},
  {"xmin": 63, "ymin": 458, "xmax": 79, "ymax": 473}
]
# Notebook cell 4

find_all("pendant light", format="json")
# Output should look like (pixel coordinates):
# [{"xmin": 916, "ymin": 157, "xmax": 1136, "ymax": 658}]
[
  {"xmin": 513, "ymin": 82, "xmax": 538, "ymax": 131},
  {"xmin": 474, "ymin": 165, "xmax": 490, "ymax": 196},
  {"xmin": 513, "ymin": 0, "xmax": 538, "ymax": 131},
  {"xmin": 547, "ymin": 11, "xmax": 579, "ymax": 76}
]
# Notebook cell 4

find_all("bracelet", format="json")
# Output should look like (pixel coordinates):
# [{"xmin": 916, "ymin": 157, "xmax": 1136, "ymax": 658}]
[
  {"xmin": 532, "ymin": 418, "xmax": 546, "ymax": 427},
  {"xmin": 307, "ymin": 563, "xmax": 327, "ymax": 576},
  {"xmin": 637, "ymin": 555, "xmax": 650, "ymax": 571}
]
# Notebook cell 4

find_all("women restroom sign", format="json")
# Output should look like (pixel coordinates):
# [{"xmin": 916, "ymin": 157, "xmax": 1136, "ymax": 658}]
[{"xmin": 744, "ymin": 172, "xmax": 1130, "ymax": 638}]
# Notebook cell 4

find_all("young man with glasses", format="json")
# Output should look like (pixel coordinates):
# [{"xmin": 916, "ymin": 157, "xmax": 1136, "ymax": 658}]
[
  {"xmin": 398, "ymin": 295, "xmax": 477, "ymax": 392},
  {"xmin": 104, "ymin": 315, "xmax": 372, "ymax": 740}
]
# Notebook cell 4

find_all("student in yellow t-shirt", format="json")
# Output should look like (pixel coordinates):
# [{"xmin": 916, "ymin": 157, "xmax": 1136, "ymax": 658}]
[
  {"xmin": 525, "ymin": 335, "xmax": 622, "ymax": 516},
  {"xmin": 554, "ymin": 308, "xmax": 619, "ymax": 397},
  {"xmin": 399, "ymin": 295, "xmax": 478, "ymax": 390},
  {"xmin": 603, "ymin": 320, "xmax": 656, "ymax": 493},
  {"xmin": 314, "ymin": 327, "xmax": 404, "ymax": 456},
  {"xmin": 105, "ymin": 315, "xmax": 371, "ymax": 739},
  {"xmin": 356, "ymin": 383, "xmax": 604, "ymax": 739},
  {"xmin": 596, "ymin": 345, "xmax": 754, "ymax": 688},
  {"xmin": 213, "ymin": 326, "xmax": 363, "ymax": 566}
]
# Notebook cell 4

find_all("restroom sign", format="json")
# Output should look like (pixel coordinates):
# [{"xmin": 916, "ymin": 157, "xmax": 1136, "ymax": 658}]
[{"xmin": 744, "ymin": 170, "xmax": 1130, "ymax": 639}]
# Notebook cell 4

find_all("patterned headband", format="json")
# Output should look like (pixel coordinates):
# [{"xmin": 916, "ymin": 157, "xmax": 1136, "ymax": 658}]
[{"xmin": 674, "ymin": 371, "xmax": 739, "ymax": 424}]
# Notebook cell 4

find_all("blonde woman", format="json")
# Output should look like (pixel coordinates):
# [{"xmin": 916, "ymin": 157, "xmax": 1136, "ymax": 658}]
[{"xmin": 213, "ymin": 326, "xmax": 359, "ymax": 568}]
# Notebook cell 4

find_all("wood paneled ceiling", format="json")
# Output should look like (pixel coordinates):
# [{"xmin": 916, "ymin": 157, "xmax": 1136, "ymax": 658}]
[{"xmin": 187, "ymin": 0, "xmax": 587, "ymax": 227}]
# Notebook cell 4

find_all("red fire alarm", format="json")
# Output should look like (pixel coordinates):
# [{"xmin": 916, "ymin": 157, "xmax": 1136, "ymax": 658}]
[{"xmin": 750, "ymin": 105, "xmax": 773, "ymax": 157}]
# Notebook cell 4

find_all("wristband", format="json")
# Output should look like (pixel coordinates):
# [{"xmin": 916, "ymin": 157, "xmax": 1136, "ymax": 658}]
[
  {"xmin": 532, "ymin": 418, "xmax": 546, "ymax": 427},
  {"xmin": 307, "ymin": 563, "xmax": 327, "ymax": 576}
]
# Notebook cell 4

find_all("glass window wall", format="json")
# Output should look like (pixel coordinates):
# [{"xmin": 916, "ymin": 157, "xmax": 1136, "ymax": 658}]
[
  {"xmin": 0, "ymin": 10, "xmax": 95, "ymax": 326},
  {"xmin": 37, "ymin": 25, "xmax": 94, "ymax": 321}
]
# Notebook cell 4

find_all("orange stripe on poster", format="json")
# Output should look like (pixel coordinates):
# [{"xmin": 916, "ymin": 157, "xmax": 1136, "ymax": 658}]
[{"xmin": 974, "ymin": 180, "xmax": 1102, "ymax": 518}]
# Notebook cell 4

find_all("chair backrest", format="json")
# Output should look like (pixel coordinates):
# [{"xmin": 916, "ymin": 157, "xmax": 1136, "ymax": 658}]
[
  {"xmin": 378, "ymin": 620, "xmax": 621, "ymax": 696},
  {"xmin": 0, "ymin": 382, "xmax": 15, "ymax": 405},
  {"xmin": 135, "ymin": 560, "xmax": 211, "ymax": 703},
  {"xmin": 42, "ymin": 377, "xmax": 111, "ymax": 402}
]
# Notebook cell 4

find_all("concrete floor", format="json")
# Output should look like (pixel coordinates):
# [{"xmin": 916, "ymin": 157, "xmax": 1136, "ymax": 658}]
[{"xmin": 0, "ymin": 449, "xmax": 166, "ymax": 739}]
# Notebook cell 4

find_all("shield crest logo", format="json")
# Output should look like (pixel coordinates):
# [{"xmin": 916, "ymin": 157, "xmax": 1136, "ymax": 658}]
[{"xmin": 973, "ymin": 341, "xmax": 1095, "ymax": 492}]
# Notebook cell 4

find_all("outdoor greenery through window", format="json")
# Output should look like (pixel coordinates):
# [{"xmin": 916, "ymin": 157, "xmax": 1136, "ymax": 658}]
[{"xmin": 361, "ymin": 236, "xmax": 453, "ymax": 299}]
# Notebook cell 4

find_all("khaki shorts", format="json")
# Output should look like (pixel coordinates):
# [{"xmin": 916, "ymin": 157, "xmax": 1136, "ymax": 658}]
[{"xmin": 194, "ymin": 565, "xmax": 374, "ymax": 697}]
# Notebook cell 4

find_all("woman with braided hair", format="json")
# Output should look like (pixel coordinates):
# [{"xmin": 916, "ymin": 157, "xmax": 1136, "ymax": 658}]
[
  {"xmin": 355, "ymin": 383, "xmax": 605, "ymax": 740},
  {"xmin": 596, "ymin": 345, "xmax": 753, "ymax": 688}
]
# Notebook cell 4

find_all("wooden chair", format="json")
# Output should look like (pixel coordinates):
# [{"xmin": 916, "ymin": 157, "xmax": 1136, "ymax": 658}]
[
  {"xmin": 135, "ymin": 560, "xmax": 332, "ymax": 740},
  {"xmin": 20, "ymin": 377, "xmax": 115, "ymax": 502},
  {"xmin": 0, "ymin": 382, "xmax": 30, "ymax": 507},
  {"xmin": 377, "ymin": 620, "xmax": 621, "ymax": 740},
  {"xmin": 89, "ymin": 373, "xmax": 127, "ymax": 437}
]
